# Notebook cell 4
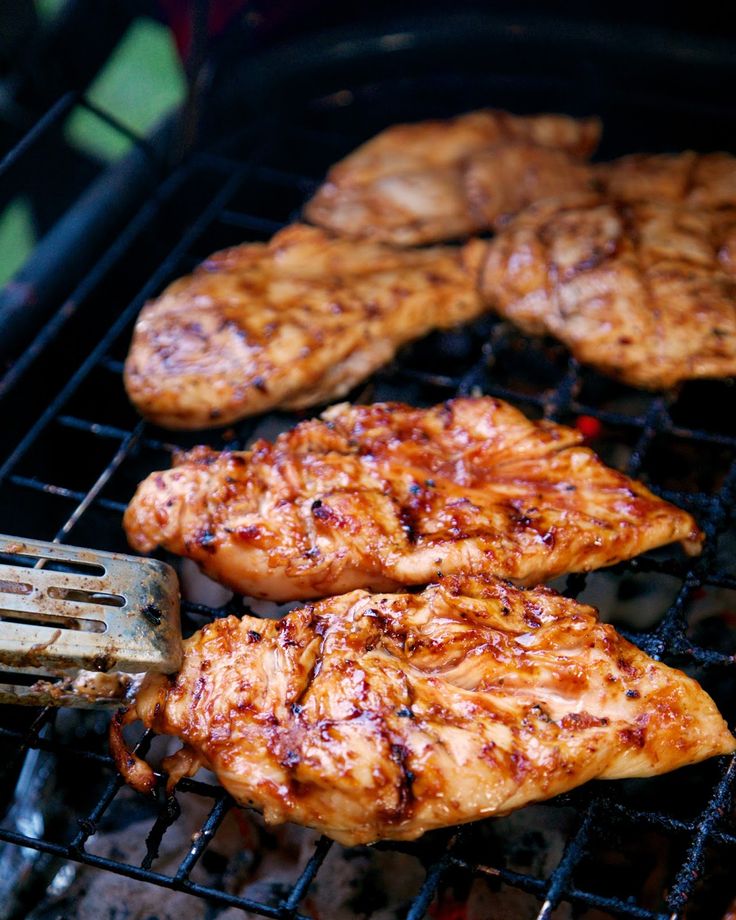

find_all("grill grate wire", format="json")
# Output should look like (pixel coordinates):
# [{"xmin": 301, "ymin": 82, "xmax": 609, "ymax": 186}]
[{"xmin": 0, "ymin": 77, "xmax": 735, "ymax": 920}]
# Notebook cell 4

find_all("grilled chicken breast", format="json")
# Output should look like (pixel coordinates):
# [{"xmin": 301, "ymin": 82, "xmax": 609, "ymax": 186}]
[
  {"xmin": 481, "ymin": 196, "xmax": 736, "ymax": 389},
  {"xmin": 124, "ymin": 398, "xmax": 702, "ymax": 601},
  {"xmin": 304, "ymin": 109, "xmax": 600, "ymax": 245},
  {"xmin": 598, "ymin": 150, "xmax": 736, "ymax": 208},
  {"xmin": 124, "ymin": 224, "xmax": 486, "ymax": 429},
  {"xmin": 111, "ymin": 575, "xmax": 735, "ymax": 846},
  {"xmin": 464, "ymin": 142, "xmax": 597, "ymax": 229}
]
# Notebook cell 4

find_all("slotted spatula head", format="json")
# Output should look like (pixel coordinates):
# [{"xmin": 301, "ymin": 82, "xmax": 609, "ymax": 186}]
[{"xmin": 0, "ymin": 535, "xmax": 181, "ymax": 707}]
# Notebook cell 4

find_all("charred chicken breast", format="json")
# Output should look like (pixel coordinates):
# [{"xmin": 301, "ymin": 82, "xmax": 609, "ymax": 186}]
[
  {"xmin": 481, "ymin": 196, "xmax": 736, "ymax": 389},
  {"xmin": 111, "ymin": 575, "xmax": 735, "ymax": 846},
  {"xmin": 124, "ymin": 398, "xmax": 701, "ymax": 601},
  {"xmin": 304, "ymin": 109, "xmax": 600, "ymax": 245},
  {"xmin": 124, "ymin": 224, "xmax": 486, "ymax": 429}
]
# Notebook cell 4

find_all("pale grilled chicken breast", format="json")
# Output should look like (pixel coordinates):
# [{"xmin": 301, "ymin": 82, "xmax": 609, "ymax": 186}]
[
  {"xmin": 111, "ymin": 575, "xmax": 735, "ymax": 846},
  {"xmin": 124, "ymin": 225, "xmax": 485, "ymax": 429},
  {"xmin": 598, "ymin": 150, "xmax": 736, "ymax": 208},
  {"xmin": 124, "ymin": 398, "xmax": 702, "ymax": 601},
  {"xmin": 304, "ymin": 109, "xmax": 600, "ymax": 245},
  {"xmin": 481, "ymin": 196, "xmax": 736, "ymax": 389}
]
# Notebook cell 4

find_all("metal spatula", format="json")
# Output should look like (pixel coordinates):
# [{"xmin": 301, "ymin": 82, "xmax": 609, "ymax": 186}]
[{"xmin": 0, "ymin": 534, "xmax": 181, "ymax": 707}]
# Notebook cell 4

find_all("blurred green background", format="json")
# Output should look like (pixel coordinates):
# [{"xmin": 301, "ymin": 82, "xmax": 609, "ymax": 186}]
[{"xmin": 0, "ymin": 1, "xmax": 185, "ymax": 285}]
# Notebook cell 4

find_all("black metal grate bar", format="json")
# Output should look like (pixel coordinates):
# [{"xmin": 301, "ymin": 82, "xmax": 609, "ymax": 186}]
[
  {"xmin": 280, "ymin": 835, "xmax": 335, "ymax": 915},
  {"xmin": 536, "ymin": 804, "xmax": 598, "ymax": 920},
  {"xmin": 173, "ymin": 794, "xmax": 232, "ymax": 881},
  {"xmin": 55, "ymin": 415, "xmax": 180, "ymax": 453},
  {"xmin": 0, "ymin": 165, "xmax": 187, "ymax": 402},
  {"xmin": 0, "ymin": 823, "xmax": 313, "ymax": 920},
  {"xmin": 405, "ymin": 833, "xmax": 463, "ymax": 920},
  {"xmin": 666, "ymin": 756, "xmax": 736, "ymax": 917},
  {"xmin": 54, "ymin": 419, "xmax": 145, "ymax": 541},
  {"xmin": 0, "ymin": 709, "xmax": 55, "ymax": 783},
  {"xmin": 0, "ymin": 161, "xmax": 254, "ymax": 484},
  {"xmin": 0, "ymin": 92, "xmax": 78, "ymax": 179},
  {"xmin": 70, "ymin": 773, "xmax": 128, "ymax": 851},
  {"xmin": 8, "ymin": 474, "xmax": 128, "ymax": 515},
  {"xmin": 76, "ymin": 97, "xmax": 163, "ymax": 169}
]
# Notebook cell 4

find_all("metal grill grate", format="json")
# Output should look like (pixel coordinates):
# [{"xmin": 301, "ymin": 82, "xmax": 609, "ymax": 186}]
[{"xmin": 0, "ymin": 61, "xmax": 735, "ymax": 920}]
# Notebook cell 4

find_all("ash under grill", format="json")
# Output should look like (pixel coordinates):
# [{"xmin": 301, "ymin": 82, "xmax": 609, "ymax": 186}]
[{"xmin": 0, "ymin": 10, "xmax": 735, "ymax": 920}]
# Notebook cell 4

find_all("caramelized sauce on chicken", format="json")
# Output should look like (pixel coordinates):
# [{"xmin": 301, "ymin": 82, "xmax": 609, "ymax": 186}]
[
  {"xmin": 111, "ymin": 575, "xmax": 734, "ymax": 846},
  {"xmin": 124, "ymin": 398, "xmax": 702, "ymax": 601}
]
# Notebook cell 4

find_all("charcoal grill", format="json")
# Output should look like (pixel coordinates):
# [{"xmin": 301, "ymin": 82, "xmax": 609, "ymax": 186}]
[{"xmin": 0, "ymin": 6, "xmax": 735, "ymax": 919}]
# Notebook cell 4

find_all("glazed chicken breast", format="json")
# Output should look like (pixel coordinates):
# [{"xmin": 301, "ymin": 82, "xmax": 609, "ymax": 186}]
[
  {"xmin": 598, "ymin": 150, "xmax": 736, "ymax": 209},
  {"xmin": 111, "ymin": 575, "xmax": 735, "ymax": 846},
  {"xmin": 481, "ymin": 196, "xmax": 736, "ymax": 389},
  {"xmin": 124, "ymin": 398, "xmax": 702, "ymax": 601},
  {"xmin": 124, "ymin": 224, "xmax": 485, "ymax": 429},
  {"xmin": 304, "ymin": 109, "xmax": 600, "ymax": 245}
]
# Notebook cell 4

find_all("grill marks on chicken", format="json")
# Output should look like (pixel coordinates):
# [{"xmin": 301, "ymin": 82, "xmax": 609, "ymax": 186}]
[
  {"xmin": 481, "ymin": 197, "xmax": 736, "ymax": 389},
  {"xmin": 123, "ymin": 224, "xmax": 486, "ymax": 429},
  {"xmin": 304, "ymin": 109, "xmax": 600, "ymax": 245},
  {"xmin": 111, "ymin": 575, "xmax": 735, "ymax": 846},
  {"xmin": 124, "ymin": 398, "xmax": 701, "ymax": 601}
]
